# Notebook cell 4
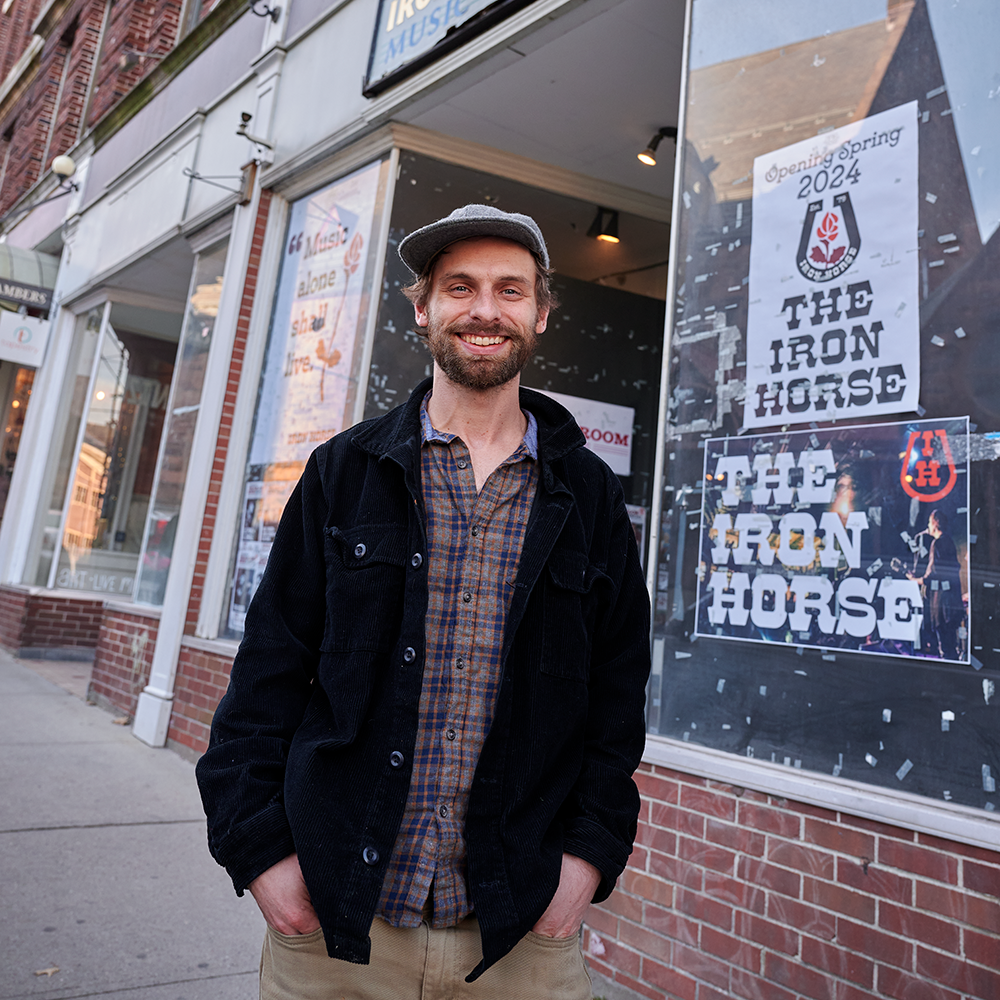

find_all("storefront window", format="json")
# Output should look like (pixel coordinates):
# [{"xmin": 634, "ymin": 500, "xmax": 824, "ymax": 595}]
[
  {"xmin": 651, "ymin": 0, "xmax": 1000, "ymax": 813},
  {"xmin": 220, "ymin": 157, "xmax": 394, "ymax": 636},
  {"xmin": 0, "ymin": 362, "xmax": 34, "ymax": 524},
  {"xmin": 134, "ymin": 242, "xmax": 228, "ymax": 605},
  {"xmin": 27, "ymin": 306, "xmax": 105, "ymax": 587},
  {"xmin": 50, "ymin": 314, "xmax": 175, "ymax": 596}
]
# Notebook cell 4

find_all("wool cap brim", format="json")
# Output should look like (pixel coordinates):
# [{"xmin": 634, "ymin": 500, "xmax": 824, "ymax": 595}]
[{"xmin": 398, "ymin": 203, "xmax": 549, "ymax": 276}]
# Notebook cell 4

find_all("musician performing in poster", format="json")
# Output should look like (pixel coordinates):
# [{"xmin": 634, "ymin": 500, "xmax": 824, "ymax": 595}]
[{"xmin": 696, "ymin": 417, "xmax": 969, "ymax": 664}]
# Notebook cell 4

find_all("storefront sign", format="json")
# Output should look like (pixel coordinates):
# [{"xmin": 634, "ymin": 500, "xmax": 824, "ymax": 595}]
[
  {"xmin": 0, "ymin": 311, "xmax": 49, "ymax": 367},
  {"xmin": 0, "ymin": 279, "xmax": 50, "ymax": 311},
  {"xmin": 696, "ymin": 417, "xmax": 969, "ymax": 664},
  {"xmin": 229, "ymin": 160, "xmax": 383, "ymax": 632},
  {"xmin": 535, "ymin": 388, "xmax": 634, "ymax": 475},
  {"xmin": 744, "ymin": 102, "xmax": 920, "ymax": 429},
  {"xmin": 364, "ymin": 0, "xmax": 533, "ymax": 95}
]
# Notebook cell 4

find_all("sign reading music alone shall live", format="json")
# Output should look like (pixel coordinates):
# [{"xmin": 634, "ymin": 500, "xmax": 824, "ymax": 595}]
[{"xmin": 744, "ymin": 101, "xmax": 920, "ymax": 430}]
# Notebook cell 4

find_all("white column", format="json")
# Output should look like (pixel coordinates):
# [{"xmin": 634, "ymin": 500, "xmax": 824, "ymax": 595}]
[{"xmin": 133, "ymin": 32, "xmax": 287, "ymax": 748}]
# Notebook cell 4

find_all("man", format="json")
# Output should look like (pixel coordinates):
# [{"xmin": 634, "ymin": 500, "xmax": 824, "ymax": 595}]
[
  {"xmin": 909, "ymin": 508, "xmax": 963, "ymax": 660},
  {"xmin": 196, "ymin": 204, "xmax": 651, "ymax": 999}
]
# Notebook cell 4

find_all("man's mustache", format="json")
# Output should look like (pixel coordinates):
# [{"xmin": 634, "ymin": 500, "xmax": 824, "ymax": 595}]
[{"xmin": 445, "ymin": 321, "xmax": 520, "ymax": 339}]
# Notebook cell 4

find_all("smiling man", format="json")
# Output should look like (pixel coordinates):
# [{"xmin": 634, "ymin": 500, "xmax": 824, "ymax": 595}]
[{"xmin": 196, "ymin": 205, "xmax": 651, "ymax": 999}]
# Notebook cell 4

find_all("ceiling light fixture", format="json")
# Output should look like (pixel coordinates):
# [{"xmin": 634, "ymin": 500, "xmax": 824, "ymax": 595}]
[
  {"xmin": 587, "ymin": 206, "xmax": 620, "ymax": 244},
  {"xmin": 638, "ymin": 126, "xmax": 679, "ymax": 166}
]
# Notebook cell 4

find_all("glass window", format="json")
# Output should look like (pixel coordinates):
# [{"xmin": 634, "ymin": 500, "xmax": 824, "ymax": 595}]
[
  {"xmin": 51, "ymin": 317, "xmax": 175, "ymax": 596},
  {"xmin": 651, "ymin": 0, "xmax": 1000, "ymax": 813},
  {"xmin": 220, "ymin": 157, "xmax": 394, "ymax": 638},
  {"xmin": 25, "ymin": 306, "xmax": 105, "ymax": 588},
  {"xmin": 0, "ymin": 361, "xmax": 34, "ymax": 524},
  {"xmin": 134, "ymin": 241, "xmax": 228, "ymax": 605}
]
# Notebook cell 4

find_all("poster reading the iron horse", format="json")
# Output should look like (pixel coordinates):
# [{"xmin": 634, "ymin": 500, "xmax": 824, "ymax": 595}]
[
  {"xmin": 744, "ymin": 102, "xmax": 920, "ymax": 430},
  {"xmin": 696, "ymin": 417, "xmax": 970, "ymax": 664}
]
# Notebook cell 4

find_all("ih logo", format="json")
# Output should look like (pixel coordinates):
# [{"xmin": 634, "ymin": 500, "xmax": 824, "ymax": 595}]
[
  {"xmin": 901, "ymin": 428, "xmax": 957, "ymax": 502},
  {"xmin": 15, "ymin": 325, "xmax": 31, "ymax": 344},
  {"xmin": 796, "ymin": 192, "xmax": 861, "ymax": 283}
]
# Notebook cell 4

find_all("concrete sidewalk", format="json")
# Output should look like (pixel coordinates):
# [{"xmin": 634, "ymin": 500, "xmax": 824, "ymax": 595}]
[{"xmin": 0, "ymin": 648, "xmax": 264, "ymax": 1000}]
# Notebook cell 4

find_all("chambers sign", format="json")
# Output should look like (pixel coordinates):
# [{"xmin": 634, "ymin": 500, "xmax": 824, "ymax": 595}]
[{"xmin": 364, "ymin": 0, "xmax": 535, "ymax": 95}]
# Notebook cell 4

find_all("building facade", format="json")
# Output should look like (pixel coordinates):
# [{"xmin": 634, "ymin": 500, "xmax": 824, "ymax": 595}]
[{"xmin": 0, "ymin": 1, "xmax": 996, "ymax": 998}]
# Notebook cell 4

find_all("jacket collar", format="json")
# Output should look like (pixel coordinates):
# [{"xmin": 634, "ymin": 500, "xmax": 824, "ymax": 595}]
[{"xmin": 353, "ymin": 376, "xmax": 586, "ymax": 474}]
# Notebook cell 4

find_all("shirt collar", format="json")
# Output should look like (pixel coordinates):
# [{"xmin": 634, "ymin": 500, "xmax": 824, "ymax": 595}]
[{"xmin": 420, "ymin": 390, "xmax": 538, "ymax": 460}]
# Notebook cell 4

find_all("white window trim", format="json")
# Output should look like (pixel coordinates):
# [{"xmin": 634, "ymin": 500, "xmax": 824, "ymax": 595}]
[
  {"xmin": 193, "ymin": 193, "xmax": 289, "ymax": 639},
  {"xmin": 643, "ymin": 736, "xmax": 999, "ymax": 852}
]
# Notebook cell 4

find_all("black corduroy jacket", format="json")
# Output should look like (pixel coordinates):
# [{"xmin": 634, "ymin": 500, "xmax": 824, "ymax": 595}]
[{"xmin": 195, "ymin": 378, "xmax": 651, "ymax": 980}]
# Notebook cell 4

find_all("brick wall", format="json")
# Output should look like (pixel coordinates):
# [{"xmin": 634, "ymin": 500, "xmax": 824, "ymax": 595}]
[
  {"xmin": 48, "ymin": 2, "xmax": 105, "ymax": 161},
  {"xmin": 167, "ymin": 641, "xmax": 233, "ymax": 754},
  {"xmin": 0, "ymin": 585, "xmax": 29, "ymax": 650},
  {"xmin": 185, "ymin": 188, "xmax": 273, "ymax": 634},
  {"xmin": 0, "ymin": 0, "xmax": 44, "ymax": 83},
  {"xmin": 89, "ymin": 609, "xmax": 159, "ymax": 716},
  {"xmin": 0, "ymin": 584, "xmax": 104, "ymax": 651},
  {"xmin": 583, "ymin": 763, "xmax": 1000, "ymax": 1000}
]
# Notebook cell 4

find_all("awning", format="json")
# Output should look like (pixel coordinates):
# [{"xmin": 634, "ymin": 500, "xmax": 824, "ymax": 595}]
[{"xmin": 0, "ymin": 244, "xmax": 60, "ymax": 311}]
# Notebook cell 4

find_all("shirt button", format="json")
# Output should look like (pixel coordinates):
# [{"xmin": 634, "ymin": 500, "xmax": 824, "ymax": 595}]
[
  {"xmin": 403, "ymin": 647, "xmax": 416, "ymax": 663},
  {"xmin": 462, "ymin": 591, "xmax": 472, "ymax": 603},
  {"xmin": 455, "ymin": 657, "xmax": 464, "ymax": 670},
  {"xmin": 471, "ymin": 525, "xmax": 479, "ymax": 537},
  {"xmin": 390, "ymin": 751, "xmax": 404, "ymax": 768},
  {"xmin": 354, "ymin": 542, "xmax": 367, "ymax": 558},
  {"xmin": 446, "ymin": 729, "xmax": 456, "ymax": 741},
  {"xmin": 411, "ymin": 552, "xmax": 423, "ymax": 568},
  {"xmin": 439, "ymin": 805, "xmax": 448, "ymax": 818},
  {"xmin": 363, "ymin": 846, "xmax": 379, "ymax": 865},
  {"xmin": 456, "ymin": 459, "xmax": 468, "ymax": 469}
]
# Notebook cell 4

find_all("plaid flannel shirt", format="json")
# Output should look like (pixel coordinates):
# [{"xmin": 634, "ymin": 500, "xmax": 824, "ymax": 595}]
[{"xmin": 376, "ymin": 393, "xmax": 538, "ymax": 928}]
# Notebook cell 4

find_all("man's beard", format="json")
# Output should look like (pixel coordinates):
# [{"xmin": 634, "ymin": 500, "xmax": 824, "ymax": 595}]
[{"xmin": 425, "ymin": 316, "xmax": 538, "ymax": 390}]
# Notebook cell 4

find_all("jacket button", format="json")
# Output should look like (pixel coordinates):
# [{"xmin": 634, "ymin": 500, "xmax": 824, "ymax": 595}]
[
  {"xmin": 354, "ymin": 542, "xmax": 367, "ymax": 558},
  {"xmin": 403, "ymin": 646, "xmax": 416, "ymax": 663},
  {"xmin": 411, "ymin": 552, "xmax": 423, "ymax": 568},
  {"xmin": 363, "ymin": 846, "xmax": 379, "ymax": 865},
  {"xmin": 390, "ymin": 751, "xmax": 404, "ymax": 767}
]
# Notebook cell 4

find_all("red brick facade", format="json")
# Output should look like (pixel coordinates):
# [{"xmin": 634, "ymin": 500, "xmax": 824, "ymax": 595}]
[
  {"xmin": 583, "ymin": 763, "xmax": 1000, "ymax": 1000},
  {"xmin": 0, "ymin": 584, "xmax": 103, "ymax": 652},
  {"xmin": 168, "ymin": 641, "xmax": 233, "ymax": 754},
  {"xmin": 0, "ymin": 0, "xmax": 217, "ymax": 216},
  {"xmin": 88, "ymin": 608, "xmax": 158, "ymax": 715}
]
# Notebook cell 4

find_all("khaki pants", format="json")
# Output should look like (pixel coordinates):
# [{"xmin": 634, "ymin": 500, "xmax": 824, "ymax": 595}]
[{"xmin": 260, "ymin": 915, "xmax": 593, "ymax": 1000}]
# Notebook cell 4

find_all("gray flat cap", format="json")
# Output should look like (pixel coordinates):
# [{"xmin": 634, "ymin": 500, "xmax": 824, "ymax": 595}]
[{"xmin": 398, "ymin": 204, "xmax": 549, "ymax": 275}]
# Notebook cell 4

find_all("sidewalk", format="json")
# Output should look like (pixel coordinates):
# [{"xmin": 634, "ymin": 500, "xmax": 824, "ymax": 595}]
[{"xmin": 0, "ymin": 648, "xmax": 264, "ymax": 1000}]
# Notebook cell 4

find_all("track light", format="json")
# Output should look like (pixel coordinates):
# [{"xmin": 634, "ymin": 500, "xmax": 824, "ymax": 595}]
[
  {"xmin": 638, "ymin": 126, "xmax": 678, "ymax": 166},
  {"xmin": 587, "ymin": 207, "xmax": 620, "ymax": 243}
]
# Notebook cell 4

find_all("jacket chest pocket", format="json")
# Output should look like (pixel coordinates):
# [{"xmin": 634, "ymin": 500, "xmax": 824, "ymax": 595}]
[
  {"xmin": 540, "ymin": 549, "xmax": 604, "ymax": 680},
  {"xmin": 323, "ymin": 524, "xmax": 409, "ymax": 651}
]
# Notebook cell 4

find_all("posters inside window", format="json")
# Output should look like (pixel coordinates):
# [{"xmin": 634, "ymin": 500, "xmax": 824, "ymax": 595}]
[
  {"xmin": 228, "ymin": 160, "xmax": 384, "ymax": 632},
  {"xmin": 697, "ymin": 417, "xmax": 969, "ymax": 664}
]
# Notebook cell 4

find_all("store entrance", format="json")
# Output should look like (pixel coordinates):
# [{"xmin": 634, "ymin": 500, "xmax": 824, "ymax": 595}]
[
  {"xmin": 0, "ymin": 360, "xmax": 34, "ymax": 525},
  {"xmin": 51, "ymin": 312, "xmax": 178, "ymax": 597}
]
